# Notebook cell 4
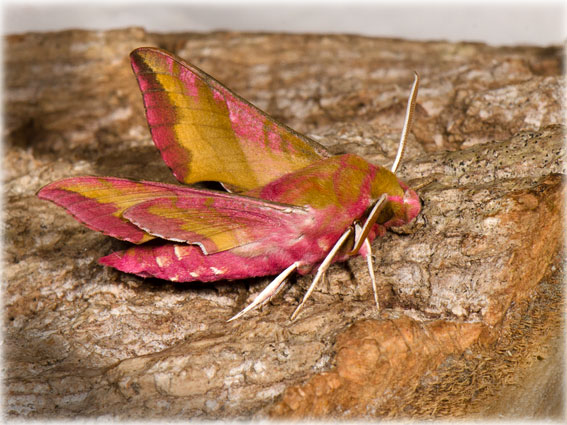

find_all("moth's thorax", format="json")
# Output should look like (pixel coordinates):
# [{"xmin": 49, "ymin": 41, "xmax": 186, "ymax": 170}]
[
  {"xmin": 250, "ymin": 154, "xmax": 377, "ymax": 210},
  {"xmin": 369, "ymin": 166, "xmax": 404, "ymax": 200},
  {"xmin": 248, "ymin": 153, "xmax": 421, "ymax": 229}
]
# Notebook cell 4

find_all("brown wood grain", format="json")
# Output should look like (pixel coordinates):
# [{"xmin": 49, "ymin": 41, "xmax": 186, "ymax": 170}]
[{"xmin": 4, "ymin": 28, "xmax": 564, "ymax": 420}]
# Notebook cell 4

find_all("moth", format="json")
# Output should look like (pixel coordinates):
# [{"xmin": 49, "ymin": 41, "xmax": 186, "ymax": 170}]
[{"xmin": 38, "ymin": 47, "xmax": 421, "ymax": 321}]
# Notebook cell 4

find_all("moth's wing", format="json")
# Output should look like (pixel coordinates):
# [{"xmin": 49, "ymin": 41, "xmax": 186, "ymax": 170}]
[
  {"xmin": 123, "ymin": 190, "xmax": 314, "ymax": 255},
  {"xmin": 38, "ymin": 177, "xmax": 188, "ymax": 244},
  {"xmin": 38, "ymin": 176, "xmax": 312, "ymax": 254},
  {"xmin": 130, "ymin": 47, "xmax": 331, "ymax": 191}
]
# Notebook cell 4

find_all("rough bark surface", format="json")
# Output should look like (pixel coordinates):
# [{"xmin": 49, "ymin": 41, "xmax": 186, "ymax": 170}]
[{"xmin": 4, "ymin": 28, "xmax": 565, "ymax": 420}]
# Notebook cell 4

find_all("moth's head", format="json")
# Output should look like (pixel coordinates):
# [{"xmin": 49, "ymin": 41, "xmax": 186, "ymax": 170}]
[
  {"xmin": 369, "ymin": 169, "xmax": 421, "ymax": 227},
  {"xmin": 398, "ymin": 180, "xmax": 421, "ymax": 224}
]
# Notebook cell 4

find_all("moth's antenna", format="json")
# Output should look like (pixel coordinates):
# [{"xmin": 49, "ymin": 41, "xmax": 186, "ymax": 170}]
[
  {"xmin": 349, "ymin": 73, "xmax": 420, "ymax": 257},
  {"xmin": 391, "ymin": 72, "xmax": 420, "ymax": 174}
]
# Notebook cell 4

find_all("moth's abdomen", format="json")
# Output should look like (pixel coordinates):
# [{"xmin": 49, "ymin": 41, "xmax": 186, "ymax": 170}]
[{"xmin": 99, "ymin": 243, "xmax": 296, "ymax": 282}]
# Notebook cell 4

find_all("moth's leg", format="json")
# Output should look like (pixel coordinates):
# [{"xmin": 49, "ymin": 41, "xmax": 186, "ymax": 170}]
[
  {"xmin": 354, "ymin": 222, "xmax": 379, "ymax": 311},
  {"xmin": 227, "ymin": 262, "xmax": 299, "ymax": 322},
  {"xmin": 258, "ymin": 271, "xmax": 289, "ymax": 308},
  {"xmin": 363, "ymin": 236, "xmax": 380, "ymax": 311},
  {"xmin": 290, "ymin": 227, "xmax": 354, "ymax": 321},
  {"xmin": 349, "ymin": 193, "xmax": 388, "ymax": 256}
]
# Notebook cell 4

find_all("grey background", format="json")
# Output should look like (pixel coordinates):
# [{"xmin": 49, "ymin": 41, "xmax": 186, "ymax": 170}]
[{"xmin": 3, "ymin": 1, "xmax": 566, "ymax": 46}]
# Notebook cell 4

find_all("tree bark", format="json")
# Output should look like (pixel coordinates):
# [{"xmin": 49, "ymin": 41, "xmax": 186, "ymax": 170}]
[{"xmin": 4, "ymin": 28, "xmax": 564, "ymax": 420}]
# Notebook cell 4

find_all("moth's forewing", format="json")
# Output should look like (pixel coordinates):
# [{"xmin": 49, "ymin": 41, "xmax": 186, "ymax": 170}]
[{"xmin": 130, "ymin": 47, "xmax": 331, "ymax": 191}]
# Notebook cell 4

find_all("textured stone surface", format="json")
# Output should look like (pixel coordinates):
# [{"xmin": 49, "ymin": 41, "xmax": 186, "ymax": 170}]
[{"xmin": 4, "ymin": 28, "xmax": 565, "ymax": 419}]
